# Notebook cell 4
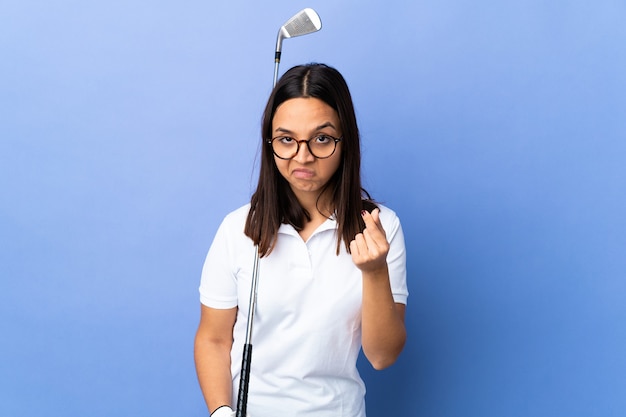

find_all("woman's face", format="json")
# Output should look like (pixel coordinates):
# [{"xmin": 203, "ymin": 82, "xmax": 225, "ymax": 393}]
[{"xmin": 271, "ymin": 97, "xmax": 342, "ymax": 203}]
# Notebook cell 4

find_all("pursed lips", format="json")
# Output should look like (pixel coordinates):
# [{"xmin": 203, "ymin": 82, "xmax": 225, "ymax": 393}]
[{"xmin": 292, "ymin": 168, "xmax": 315, "ymax": 179}]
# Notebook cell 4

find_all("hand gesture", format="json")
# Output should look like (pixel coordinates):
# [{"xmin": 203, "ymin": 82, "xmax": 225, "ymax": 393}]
[{"xmin": 350, "ymin": 208, "xmax": 389, "ymax": 273}]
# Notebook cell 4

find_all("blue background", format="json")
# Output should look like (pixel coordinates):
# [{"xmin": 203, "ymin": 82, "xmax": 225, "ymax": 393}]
[{"xmin": 1, "ymin": 1, "xmax": 625, "ymax": 416}]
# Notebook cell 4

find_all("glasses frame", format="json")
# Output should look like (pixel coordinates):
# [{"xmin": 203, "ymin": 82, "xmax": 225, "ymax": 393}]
[{"xmin": 267, "ymin": 134, "xmax": 343, "ymax": 160}]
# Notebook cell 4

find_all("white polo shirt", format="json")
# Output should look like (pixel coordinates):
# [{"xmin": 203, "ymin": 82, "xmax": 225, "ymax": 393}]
[{"xmin": 199, "ymin": 203, "xmax": 408, "ymax": 417}]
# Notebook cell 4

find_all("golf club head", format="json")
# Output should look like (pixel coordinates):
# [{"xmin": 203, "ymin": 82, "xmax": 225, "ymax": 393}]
[
  {"xmin": 273, "ymin": 8, "xmax": 322, "ymax": 86},
  {"xmin": 275, "ymin": 8, "xmax": 322, "ymax": 54}
]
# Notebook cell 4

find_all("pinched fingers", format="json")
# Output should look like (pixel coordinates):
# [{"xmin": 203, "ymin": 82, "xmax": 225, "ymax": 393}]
[
  {"xmin": 350, "ymin": 208, "xmax": 390, "ymax": 271},
  {"xmin": 362, "ymin": 209, "xmax": 388, "ymax": 247},
  {"xmin": 365, "ymin": 208, "xmax": 386, "ymax": 234}
]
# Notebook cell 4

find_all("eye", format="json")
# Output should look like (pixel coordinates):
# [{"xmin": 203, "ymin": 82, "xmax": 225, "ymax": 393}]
[
  {"xmin": 278, "ymin": 136, "xmax": 295, "ymax": 144},
  {"xmin": 314, "ymin": 135, "xmax": 333, "ymax": 144}
]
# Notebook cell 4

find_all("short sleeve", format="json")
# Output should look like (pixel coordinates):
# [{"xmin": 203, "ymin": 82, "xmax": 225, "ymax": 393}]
[
  {"xmin": 380, "ymin": 206, "xmax": 409, "ymax": 305},
  {"xmin": 198, "ymin": 211, "xmax": 242, "ymax": 309}
]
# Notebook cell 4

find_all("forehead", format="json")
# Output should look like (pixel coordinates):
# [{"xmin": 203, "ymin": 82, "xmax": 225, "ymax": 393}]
[{"xmin": 272, "ymin": 97, "xmax": 340, "ymax": 133}]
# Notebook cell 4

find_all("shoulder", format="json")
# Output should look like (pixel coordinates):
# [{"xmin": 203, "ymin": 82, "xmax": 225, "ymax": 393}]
[
  {"xmin": 223, "ymin": 203, "xmax": 251, "ymax": 222},
  {"xmin": 215, "ymin": 203, "xmax": 251, "ymax": 235}
]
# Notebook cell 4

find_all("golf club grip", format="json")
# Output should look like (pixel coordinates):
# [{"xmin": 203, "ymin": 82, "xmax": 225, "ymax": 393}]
[{"xmin": 236, "ymin": 343, "xmax": 253, "ymax": 417}]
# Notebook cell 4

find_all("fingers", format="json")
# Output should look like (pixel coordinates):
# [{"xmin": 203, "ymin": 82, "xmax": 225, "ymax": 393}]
[
  {"xmin": 362, "ymin": 229, "xmax": 384, "ymax": 256},
  {"xmin": 350, "ymin": 231, "xmax": 388, "ymax": 272},
  {"xmin": 351, "ymin": 208, "xmax": 390, "ymax": 272},
  {"xmin": 349, "ymin": 234, "xmax": 361, "ymax": 257},
  {"xmin": 362, "ymin": 208, "xmax": 386, "ymax": 238}
]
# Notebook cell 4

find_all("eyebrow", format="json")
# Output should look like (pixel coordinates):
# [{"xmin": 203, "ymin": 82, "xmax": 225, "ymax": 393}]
[{"xmin": 274, "ymin": 122, "xmax": 338, "ymax": 135}]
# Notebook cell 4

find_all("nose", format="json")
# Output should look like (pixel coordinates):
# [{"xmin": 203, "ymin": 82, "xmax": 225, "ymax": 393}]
[{"xmin": 293, "ymin": 140, "xmax": 315, "ymax": 163}]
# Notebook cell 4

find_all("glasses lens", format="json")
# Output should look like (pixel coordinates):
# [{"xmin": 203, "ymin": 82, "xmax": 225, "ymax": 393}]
[
  {"xmin": 309, "ymin": 136, "xmax": 336, "ymax": 158},
  {"xmin": 271, "ymin": 137, "xmax": 297, "ymax": 159}
]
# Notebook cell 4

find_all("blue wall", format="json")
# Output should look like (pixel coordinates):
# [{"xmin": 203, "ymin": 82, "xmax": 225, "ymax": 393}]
[{"xmin": 1, "ymin": 1, "xmax": 625, "ymax": 416}]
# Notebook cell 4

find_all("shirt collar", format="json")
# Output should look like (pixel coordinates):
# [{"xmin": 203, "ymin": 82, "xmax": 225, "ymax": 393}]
[{"xmin": 278, "ymin": 216, "xmax": 337, "ymax": 237}]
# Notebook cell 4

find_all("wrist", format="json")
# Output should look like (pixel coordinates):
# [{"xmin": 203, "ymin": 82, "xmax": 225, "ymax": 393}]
[{"xmin": 361, "ymin": 264, "xmax": 389, "ymax": 279}]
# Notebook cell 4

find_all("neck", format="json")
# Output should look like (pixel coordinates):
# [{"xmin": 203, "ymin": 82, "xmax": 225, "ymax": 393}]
[
  {"xmin": 293, "ymin": 189, "xmax": 334, "ymax": 221},
  {"xmin": 292, "ymin": 189, "xmax": 334, "ymax": 242}
]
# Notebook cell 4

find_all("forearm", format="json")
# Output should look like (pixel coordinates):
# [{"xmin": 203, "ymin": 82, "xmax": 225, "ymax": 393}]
[
  {"xmin": 361, "ymin": 266, "xmax": 406, "ymax": 370},
  {"xmin": 194, "ymin": 335, "xmax": 234, "ymax": 413}
]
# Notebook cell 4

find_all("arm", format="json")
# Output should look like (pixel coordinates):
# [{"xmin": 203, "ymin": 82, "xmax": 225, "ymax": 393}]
[
  {"xmin": 194, "ymin": 304, "xmax": 238, "ymax": 414},
  {"xmin": 350, "ymin": 208, "xmax": 407, "ymax": 370}
]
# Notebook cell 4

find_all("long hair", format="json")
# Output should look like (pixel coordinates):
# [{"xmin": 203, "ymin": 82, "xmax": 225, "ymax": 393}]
[{"xmin": 244, "ymin": 63, "xmax": 376, "ymax": 256}]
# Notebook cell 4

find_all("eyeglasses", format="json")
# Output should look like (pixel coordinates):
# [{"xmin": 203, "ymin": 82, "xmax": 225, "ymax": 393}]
[{"xmin": 268, "ymin": 134, "xmax": 342, "ymax": 160}]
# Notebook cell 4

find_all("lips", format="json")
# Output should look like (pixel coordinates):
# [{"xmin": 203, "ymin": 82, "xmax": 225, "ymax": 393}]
[{"xmin": 292, "ymin": 168, "xmax": 315, "ymax": 179}]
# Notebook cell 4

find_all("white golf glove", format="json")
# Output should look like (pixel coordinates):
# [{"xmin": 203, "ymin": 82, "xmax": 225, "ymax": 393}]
[
  {"xmin": 211, "ymin": 406, "xmax": 250, "ymax": 417},
  {"xmin": 211, "ymin": 406, "xmax": 235, "ymax": 417}
]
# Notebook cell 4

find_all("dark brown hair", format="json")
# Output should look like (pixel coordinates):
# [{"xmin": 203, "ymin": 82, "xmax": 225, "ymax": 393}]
[{"xmin": 244, "ymin": 63, "xmax": 376, "ymax": 256}]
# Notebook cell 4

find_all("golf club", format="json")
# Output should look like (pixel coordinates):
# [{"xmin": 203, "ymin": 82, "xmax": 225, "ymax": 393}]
[
  {"xmin": 235, "ymin": 8, "xmax": 322, "ymax": 417},
  {"xmin": 273, "ymin": 8, "xmax": 322, "ymax": 87}
]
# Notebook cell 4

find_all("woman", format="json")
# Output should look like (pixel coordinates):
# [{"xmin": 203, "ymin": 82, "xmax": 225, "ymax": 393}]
[{"xmin": 194, "ymin": 63, "xmax": 408, "ymax": 417}]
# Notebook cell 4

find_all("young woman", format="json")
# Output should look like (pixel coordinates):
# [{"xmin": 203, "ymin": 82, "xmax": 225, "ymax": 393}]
[{"xmin": 194, "ymin": 63, "xmax": 408, "ymax": 417}]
